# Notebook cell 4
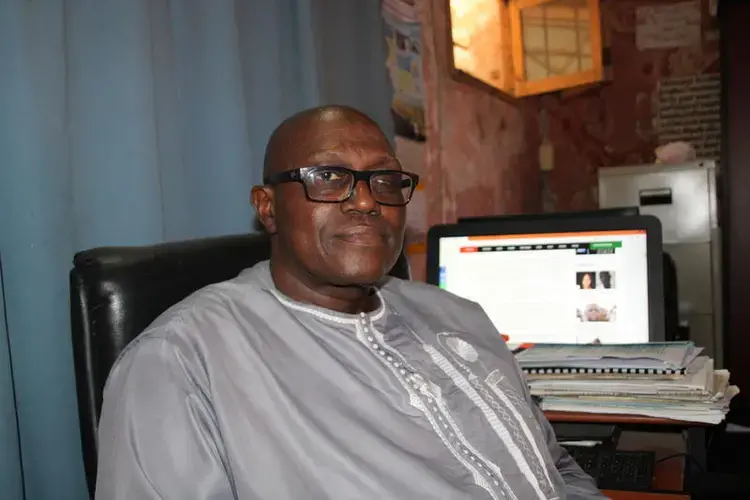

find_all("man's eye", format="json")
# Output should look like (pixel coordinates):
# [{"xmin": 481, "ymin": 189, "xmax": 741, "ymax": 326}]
[
  {"xmin": 374, "ymin": 176, "xmax": 400, "ymax": 188},
  {"xmin": 319, "ymin": 171, "xmax": 343, "ymax": 182}
]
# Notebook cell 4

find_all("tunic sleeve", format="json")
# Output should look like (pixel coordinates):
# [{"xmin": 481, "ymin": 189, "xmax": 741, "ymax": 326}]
[
  {"xmin": 530, "ymin": 402, "xmax": 608, "ymax": 499},
  {"xmin": 471, "ymin": 302, "xmax": 607, "ymax": 499},
  {"xmin": 95, "ymin": 336, "xmax": 235, "ymax": 499}
]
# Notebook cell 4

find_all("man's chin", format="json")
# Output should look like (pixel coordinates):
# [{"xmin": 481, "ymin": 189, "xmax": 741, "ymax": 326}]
[
  {"xmin": 321, "ymin": 249, "xmax": 398, "ymax": 286},
  {"xmin": 331, "ymin": 275, "xmax": 381, "ymax": 288},
  {"xmin": 329, "ymin": 265, "xmax": 388, "ymax": 287}
]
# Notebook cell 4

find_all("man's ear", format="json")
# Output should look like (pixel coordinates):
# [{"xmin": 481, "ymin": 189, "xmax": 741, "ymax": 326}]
[{"xmin": 251, "ymin": 185, "xmax": 277, "ymax": 234}]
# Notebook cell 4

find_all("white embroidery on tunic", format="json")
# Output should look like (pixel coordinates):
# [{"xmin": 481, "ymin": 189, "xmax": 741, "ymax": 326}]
[
  {"xmin": 423, "ymin": 344, "xmax": 551, "ymax": 500},
  {"xmin": 446, "ymin": 336, "xmax": 479, "ymax": 362},
  {"xmin": 484, "ymin": 380, "xmax": 552, "ymax": 482},
  {"xmin": 356, "ymin": 322, "xmax": 506, "ymax": 500},
  {"xmin": 270, "ymin": 291, "xmax": 563, "ymax": 499},
  {"xmin": 438, "ymin": 335, "xmax": 558, "ymax": 497},
  {"xmin": 474, "ymin": 379, "xmax": 555, "ymax": 489},
  {"xmin": 269, "ymin": 290, "xmax": 385, "ymax": 324}
]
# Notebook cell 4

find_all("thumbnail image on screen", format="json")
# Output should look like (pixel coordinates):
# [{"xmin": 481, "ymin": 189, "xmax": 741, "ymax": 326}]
[{"xmin": 576, "ymin": 270, "xmax": 616, "ymax": 290}]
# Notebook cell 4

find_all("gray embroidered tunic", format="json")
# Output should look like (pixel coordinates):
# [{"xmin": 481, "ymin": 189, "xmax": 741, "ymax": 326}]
[{"xmin": 96, "ymin": 261, "xmax": 605, "ymax": 500}]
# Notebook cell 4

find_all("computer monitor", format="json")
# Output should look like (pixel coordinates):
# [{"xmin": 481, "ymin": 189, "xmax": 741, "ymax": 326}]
[
  {"xmin": 457, "ymin": 207, "xmax": 640, "ymax": 224},
  {"xmin": 426, "ymin": 215, "xmax": 665, "ymax": 346}
]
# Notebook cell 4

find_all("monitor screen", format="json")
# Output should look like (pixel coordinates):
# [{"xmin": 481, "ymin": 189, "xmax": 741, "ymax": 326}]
[{"xmin": 436, "ymin": 229, "xmax": 650, "ymax": 347}]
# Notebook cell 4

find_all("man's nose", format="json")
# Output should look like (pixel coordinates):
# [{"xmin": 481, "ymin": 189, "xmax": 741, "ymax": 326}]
[{"xmin": 347, "ymin": 179, "xmax": 378, "ymax": 212}]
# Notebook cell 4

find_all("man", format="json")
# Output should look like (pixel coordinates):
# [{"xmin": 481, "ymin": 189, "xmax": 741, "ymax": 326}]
[{"xmin": 96, "ymin": 105, "xmax": 604, "ymax": 499}]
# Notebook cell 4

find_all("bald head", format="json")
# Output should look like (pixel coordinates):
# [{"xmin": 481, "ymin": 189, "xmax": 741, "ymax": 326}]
[
  {"xmin": 263, "ymin": 105, "xmax": 388, "ymax": 180},
  {"xmin": 251, "ymin": 103, "xmax": 407, "ymax": 307}
]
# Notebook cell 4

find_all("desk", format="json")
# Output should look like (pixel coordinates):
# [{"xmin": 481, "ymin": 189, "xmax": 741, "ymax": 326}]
[
  {"xmin": 546, "ymin": 411, "xmax": 702, "ymax": 428},
  {"xmin": 602, "ymin": 492, "xmax": 688, "ymax": 500},
  {"xmin": 545, "ymin": 411, "xmax": 711, "ymax": 499},
  {"xmin": 546, "ymin": 412, "xmax": 709, "ymax": 472}
]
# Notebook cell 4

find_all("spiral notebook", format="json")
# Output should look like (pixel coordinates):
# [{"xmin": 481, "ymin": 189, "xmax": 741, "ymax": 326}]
[
  {"xmin": 515, "ymin": 342, "xmax": 701, "ymax": 375},
  {"xmin": 528, "ymin": 357, "xmax": 717, "ymax": 396},
  {"xmin": 522, "ymin": 366, "xmax": 687, "ymax": 376}
]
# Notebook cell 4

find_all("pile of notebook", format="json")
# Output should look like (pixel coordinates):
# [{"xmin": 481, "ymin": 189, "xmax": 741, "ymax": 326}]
[{"xmin": 516, "ymin": 342, "xmax": 739, "ymax": 424}]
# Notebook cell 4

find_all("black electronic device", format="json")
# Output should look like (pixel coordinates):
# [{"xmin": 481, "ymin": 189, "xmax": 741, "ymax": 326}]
[
  {"xmin": 456, "ymin": 209, "xmax": 682, "ymax": 342},
  {"xmin": 457, "ymin": 207, "xmax": 640, "ymax": 225},
  {"xmin": 427, "ymin": 214, "xmax": 666, "ymax": 346},
  {"xmin": 552, "ymin": 422, "xmax": 620, "ymax": 445},
  {"xmin": 564, "ymin": 446, "xmax": 656, "ymax": 491}
]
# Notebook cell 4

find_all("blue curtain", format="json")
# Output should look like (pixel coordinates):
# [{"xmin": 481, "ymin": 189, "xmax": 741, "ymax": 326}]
[
  {"xmin": 0, "ymin": 269, "xmax": 23, "ymax": 500},
  {"xmin": 0, "ymin": 1, "xmax": 392, "ymax": 499}
]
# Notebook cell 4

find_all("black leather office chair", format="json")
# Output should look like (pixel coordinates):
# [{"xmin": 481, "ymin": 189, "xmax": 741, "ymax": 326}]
[
  {"xmin": 69, "ymin": 232, "xmax": 410, "ymax": 498},
  {"xmin": 662, "ymin": 252, "xmax": 685, "ymax": 342}
]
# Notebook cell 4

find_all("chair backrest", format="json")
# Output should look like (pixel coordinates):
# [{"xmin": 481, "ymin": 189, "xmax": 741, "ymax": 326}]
[{"xmin": 69, "ymin": 232, "xmax": 410, "ymax": 497}]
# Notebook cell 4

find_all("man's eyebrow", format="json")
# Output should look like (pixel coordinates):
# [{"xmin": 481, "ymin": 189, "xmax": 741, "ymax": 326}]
[
  {"xmin": 306, "ymin": 151, "xmax": 347, "ymax": 164},
  {"xmin": 305, "ymin": 151, "xmax": 396, "ymax": 165},
  {"xmin": 371, "ymin": 154, "xmax": 397, "ymax": 163}
]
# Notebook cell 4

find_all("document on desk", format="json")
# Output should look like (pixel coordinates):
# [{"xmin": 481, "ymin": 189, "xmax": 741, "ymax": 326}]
[
  {"xmin": 539, "ymin": 385, "xmax": 740, "ymax": 424},
  {"xmin": 521, "ymin": 345, "xmax": 740, "ymax": 424},
  {"xmin": 516, "ymin": 342, "xmax": 701, "ymax": 371},
  {"xmin": 529, "ymin": 357, "xmax": 716, "ymax": 399},
  {"xmin": 537, "ymin": 369, "xmax": 739, "ymax": 425}
]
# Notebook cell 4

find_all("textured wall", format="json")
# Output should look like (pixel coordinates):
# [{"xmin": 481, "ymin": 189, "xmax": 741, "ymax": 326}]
[
  {"xmin": 418, "ymin": 0, "xmax": 720, "ymax": 222},
  {"xmin": 542, "ymin": 0, "xmax": 720, "ymax": 211},
  {"xmin": 417, "ymin": 0, "xmax": 542, "ymax": 230}
]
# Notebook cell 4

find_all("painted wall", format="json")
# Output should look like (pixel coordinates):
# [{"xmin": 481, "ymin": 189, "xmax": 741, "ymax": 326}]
[
  {"xmin": 417, "ymin": 0, "xmax": 543, "ymax": 231},
  {"xmin": 541, "ymin": 0, "xmax": 720, "ymax": 211},
  {"xmin": 416, "ymin": 0, "xmax": 720, "ymax": 228}
]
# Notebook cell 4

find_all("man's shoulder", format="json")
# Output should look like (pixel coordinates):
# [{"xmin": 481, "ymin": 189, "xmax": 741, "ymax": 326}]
[
  {"xmin": 381, "ymin": 278, "xmax": 515, "ymax": 363},
  {"xmin": 381, "ymin": 277, "xmax": 485, "ymax": 319},
  {"xmin": 148, "ymin": 264, "xmax": 270, "ymax": 333},
  {"xmin": 111, "ymin": 263, "xmax": 273, "ymax": 371}
]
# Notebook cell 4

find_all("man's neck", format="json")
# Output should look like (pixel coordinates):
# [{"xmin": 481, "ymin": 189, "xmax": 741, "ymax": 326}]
[{"xmin": 269, "ymin": 261, "xmax": 379, "ymax": 315}]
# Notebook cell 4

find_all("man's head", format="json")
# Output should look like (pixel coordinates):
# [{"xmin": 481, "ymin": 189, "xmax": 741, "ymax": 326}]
[{"xmin": 251, "ymin": 105, "xmax": 416, "ymax": 294}]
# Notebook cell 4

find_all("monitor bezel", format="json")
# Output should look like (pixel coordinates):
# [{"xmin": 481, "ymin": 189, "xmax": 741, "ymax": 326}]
[{"xmin": 426, "ymin": 214, "xmax": 665, "ymax": 343}]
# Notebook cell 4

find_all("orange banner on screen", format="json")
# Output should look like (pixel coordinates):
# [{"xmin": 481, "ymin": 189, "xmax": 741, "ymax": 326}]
[
  {"xmin": 459, "ymin": 246, "xmax": 478, "ymax": 253},
  {"xmin": 467, "ymin": 230, "xmax": 645, "ymax": 241}
]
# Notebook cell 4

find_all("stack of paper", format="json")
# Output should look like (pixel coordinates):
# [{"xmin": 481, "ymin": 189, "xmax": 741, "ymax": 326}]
[
  {"xmin": 516, "ymin": 342, "xmax": 739, "ymax": 424},
  {"xmin": 517, "ymin": 342, "xmax": 702, "ymax": 371}
]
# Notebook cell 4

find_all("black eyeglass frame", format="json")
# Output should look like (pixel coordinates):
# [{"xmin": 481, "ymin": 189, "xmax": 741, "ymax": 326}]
[{"xmin": 264, "ymin": 165, "xmax": 420, "ymax": 206}]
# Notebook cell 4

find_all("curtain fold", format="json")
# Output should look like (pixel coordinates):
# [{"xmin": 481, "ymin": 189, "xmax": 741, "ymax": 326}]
[
  {"xmin": 0, "ymin": 1, "xmax": 391, "ymax": 498},
  {"xmin": 0, "ymin": 268, "xmax": 23, "ymax": 500}
]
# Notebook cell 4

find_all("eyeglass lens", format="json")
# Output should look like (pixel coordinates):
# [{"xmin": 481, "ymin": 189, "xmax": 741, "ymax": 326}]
[{"xmin": 305, "ymin": 168, "xmax": 414, "ymax": 205}]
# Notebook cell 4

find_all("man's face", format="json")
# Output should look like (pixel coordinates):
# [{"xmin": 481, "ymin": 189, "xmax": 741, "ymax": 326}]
[{"xmin": 256, "ymin": 113, "xmax": 406, "ymax": 286}]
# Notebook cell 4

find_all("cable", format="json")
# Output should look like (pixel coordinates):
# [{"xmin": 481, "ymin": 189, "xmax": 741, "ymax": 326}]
[{"xmin": 655, "ymin": 452, "xmax": 705, "ymax": 473}]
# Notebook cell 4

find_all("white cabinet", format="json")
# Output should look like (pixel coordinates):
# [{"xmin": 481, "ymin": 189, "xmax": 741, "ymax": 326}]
[{"xmin": 598, "ymin": 161, "xmax": 723, "ymax": 366}]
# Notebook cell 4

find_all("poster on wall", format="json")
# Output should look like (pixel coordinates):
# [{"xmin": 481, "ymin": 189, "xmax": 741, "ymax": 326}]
[
  {"xmin": 657, "ymin": 73, "xmax": 721, "ymax": 162},
  {"xmin": 635, "ymin": 0, "xmax": 701, "ymax": 50},
  {"xmin": 382, "ymin": 0, "xmax": 426, "ymax": 141}
]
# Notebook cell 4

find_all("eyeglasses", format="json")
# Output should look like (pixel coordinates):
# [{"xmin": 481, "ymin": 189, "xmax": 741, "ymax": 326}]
[{"xmin": 264, "ymin": 163, "xmax": 419, "ymax": 207}]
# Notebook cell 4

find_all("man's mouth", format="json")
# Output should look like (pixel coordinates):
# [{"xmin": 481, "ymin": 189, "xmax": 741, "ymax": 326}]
[{"xmin": 335, "ymin": 226, "xmax": 385, "ymax": 246}]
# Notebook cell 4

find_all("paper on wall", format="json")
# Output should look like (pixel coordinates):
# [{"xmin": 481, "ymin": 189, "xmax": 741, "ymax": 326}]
[
  {"xmin": 395, "ymin": 137, "xmax": 427, "ymax": 248},
  {"xmin": 636, "ymin": 0, "xmax": 702, "ymax": 50},
  {"xmin": 382, "ymin": 1, "xmax": 425, "ymax": 141}
]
